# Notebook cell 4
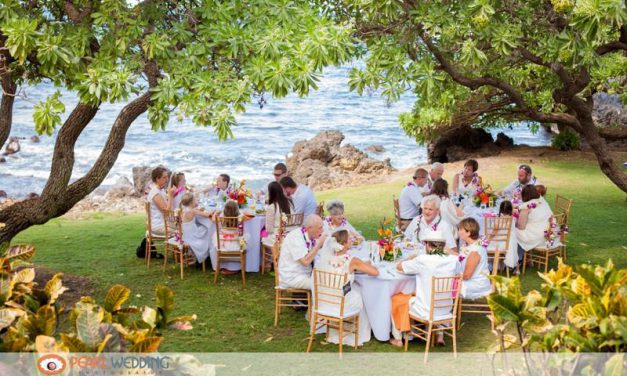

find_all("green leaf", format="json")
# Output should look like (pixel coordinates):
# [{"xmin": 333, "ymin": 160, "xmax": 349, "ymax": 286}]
[
  {"xmin": 488, "ymin": 295, "xmax": 521, "ymax": 322},
  {"xmin": 605, "ymin": 354, "xmax": 625, "ymax": 376},
  {"xmin": 129, "ymin": 337, "xmax": 163, "ymax": 353},
  {"xmin": 76, "ymin": 310, "xmax": 102, "ymax": 349},
  {"xmin": 44, "ymin": 273, "xmax": 68, "ymax": 304}
]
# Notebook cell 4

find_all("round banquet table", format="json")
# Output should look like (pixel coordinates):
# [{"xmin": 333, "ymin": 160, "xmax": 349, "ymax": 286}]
[
  {"xmin": 349, "ymin": 242, "xmax": 417, "ymax": 342},
  {"xmin": 196, "ymin": 214, "xmax": 266, "ymax": 272}
]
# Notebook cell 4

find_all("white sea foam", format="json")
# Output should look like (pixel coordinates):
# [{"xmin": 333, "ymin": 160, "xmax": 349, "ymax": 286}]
[{"xmin": 0, "ymin": 66, "xmax": 551, "ymax": 198}]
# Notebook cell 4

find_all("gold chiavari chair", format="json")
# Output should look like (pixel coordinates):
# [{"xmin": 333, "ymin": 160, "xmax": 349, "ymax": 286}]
[
  {"xmin": 484, "ymin": 216, "xmax": 513, "ymax": 276},
  {"xmin": 393, "ymin": 196, "xmax": 404, "ymax": 231},
  {"xmin": 405, "ymin": 275, "xmax": 462, "ymax": 363},
  {"xmin": 553, "ymin": 195, "xmax": 573, "ymax": 261},
  {"xmin": 167, "ymin": 209, "xmax": 205, "ymax": 280},
  {"xmin": 273, "ymin": 235, "xmax": 311, "ymax": 326},
  {"xmin": 213, "ymin": 216, "xmax": 246, "ymax": 287},
  {"xmin": 144, "ymin": 202, "xmax": 168, "ymax": 268},
  {"xmin": 307, "ymin": 269, "xmax": 360, "ymax": 355},
  {"xmin": 523, "ymin": 213, "xmax": 567, "ymax": 274},
  {"xmin": 315, "ymin": 201, "xmax": 325, "ymax": 218},
  {"xmin": 284, "ymin": 212, "xmax": 304, "ymax": 232}
]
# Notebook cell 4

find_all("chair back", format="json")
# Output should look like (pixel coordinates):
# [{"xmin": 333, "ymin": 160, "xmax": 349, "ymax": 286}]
[
  {"xmin": 428, "ymin": 275, "xmax": 462, "ymax": 322},
  {"xmin": 552, "ymin": 212, "xmax": 568, "ymax": 243},
  {"xmin": 315, "ymin": 201, "xmax": 325, "ymax": 217},
  {"xmin": 484, "ymin": 216, "xmax": 513, "ymax": 274},
  {"xmin": 393, "ymin": 196, "xmax": 401, "ymax": 223},
  {"xmin": 216, "ymin": 216, "xmax": 241, "ymax": 251},
  {"xmin": 554, "ymin": 195, "xmax": 573, "ymax": 223},
  {"xmin": 285, "ymin": 213, "xmax": 304, "ymax": 227},
  {"xmin": 272, "ymin": 236, "xmax": 283, "ymax": 287},
  {"xmin": 144, "ymin": 201, "xmax": 174, "ymax": 238},
  {"xmin": 312, "ymin": 268, "xmax": 348, "ymax": 317},
  {"xmin": 144, "ymin": 202, "xmax": 152, "ymax": 234}
]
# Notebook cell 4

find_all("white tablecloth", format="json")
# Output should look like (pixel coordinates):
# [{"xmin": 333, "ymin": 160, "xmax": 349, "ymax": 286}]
[
  {"xmin": 197, "ymin": 215, "xmax": 265, "ymax": 272},
  {"xmin": 349, "ymin": 242, "xmax": 417, "ymax": 342}
]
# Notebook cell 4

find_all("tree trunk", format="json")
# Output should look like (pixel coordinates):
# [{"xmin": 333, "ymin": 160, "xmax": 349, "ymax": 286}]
[
  {"xmin": 0, "ymin": 72, "xmax": 16, "ymax": 150},
  {"xmin": 575, "ymin": 105, "xmax": 627, "ymax": 193},
  {"xmin": 0, "ymin": 92, "xmax": 152, "ymax": 244}
]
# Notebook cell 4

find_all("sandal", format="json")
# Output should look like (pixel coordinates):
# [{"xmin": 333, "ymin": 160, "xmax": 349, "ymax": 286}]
[{"xmin": 389, "ymin": 339, "xmax": 403, "ymax": 347}]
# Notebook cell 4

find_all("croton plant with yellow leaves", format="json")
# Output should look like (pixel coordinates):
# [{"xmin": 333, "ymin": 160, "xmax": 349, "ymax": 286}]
[{"xmin": 487, "ymin": 259, "xmax": 625, "ymax": 373}]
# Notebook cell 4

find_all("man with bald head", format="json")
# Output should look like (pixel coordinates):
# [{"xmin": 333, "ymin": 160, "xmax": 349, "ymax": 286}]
[
  {"xmin": 425, "ymin": 162, "xmax": 444, "ymax": 194},
  {"xmin": 278, "ymin": 215, "xmax": 327, "ymax": 289}
]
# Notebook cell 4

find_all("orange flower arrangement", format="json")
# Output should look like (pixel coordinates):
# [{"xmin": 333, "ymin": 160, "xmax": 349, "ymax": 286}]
[
  {"xmin": 377, "ymin": 218, "xmax": 402, "ymax": 261},
  {"xmin": 225, "ymin": 179, "xmax": 252, "ymax": 208}
]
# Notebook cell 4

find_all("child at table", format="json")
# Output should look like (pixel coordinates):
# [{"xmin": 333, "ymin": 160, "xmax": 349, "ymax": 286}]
[
  {"xmin": 213, "ymin": 200, "xmax": 245, "ymax": 252},
  {"xmin": 169, "ymin": 172, "xmax": 187, "ymax": 210},
  {"xmin": 180, "ymin": 193, "xmax": 215, "ymax": 265}
]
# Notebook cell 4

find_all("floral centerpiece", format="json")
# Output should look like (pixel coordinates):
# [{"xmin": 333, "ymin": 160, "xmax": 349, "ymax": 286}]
[
  {"xmin": 472, "ymin": 184, "xmax": 497, "ymax": 207},
  {"xmin": 224, "ymin": 179, "xmax": 252, "ymax": 208},
  {"xmin": 377, "ymin": 218, "xmax": 402, "ymax": 261}
]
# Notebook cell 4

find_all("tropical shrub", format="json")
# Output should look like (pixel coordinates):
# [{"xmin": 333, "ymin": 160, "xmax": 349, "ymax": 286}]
[
  {"xmin": 488, "ymin": 259, "xmax": 625, "ymax": 373},
  {"xmin": 0, "ymin": 243, "xmax": 195, "ymax": 353},
  {"xmin": 552, "ymin": 129, "xmax": 581, "ymax": 151}
]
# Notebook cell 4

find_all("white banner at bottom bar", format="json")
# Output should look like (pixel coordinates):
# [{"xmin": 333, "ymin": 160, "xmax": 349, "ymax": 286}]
[{"xmin": 0, "ymin": 352, "xmax": 623, "ymax": 376}]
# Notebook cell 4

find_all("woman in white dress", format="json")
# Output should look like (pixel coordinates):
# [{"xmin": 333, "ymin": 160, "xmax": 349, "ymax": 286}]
[
  {"xmin": 169, "ymin": 172, "xmax": 187, "ymax": 210},
  {"xmin": 317, "ymin": 229, "xmax": 379, "ymax": 346},
  {"xmin": 322, "ymin": 200, "xmax": 363, "ymax": 242},
  {"xmin": 452, "ymin": 159, "xmax": 483, "ymax": 196},
  {"xmin": 516, "ymin": 185, "xmax": 553, "ymax": 259},
  {"xmin": 146, "ymin": 166, "xmax": 175, "ymax": 236},
  {"xmin": 179, "ymin": 193, "xmax": 216, "ymax": 264},
  {"xmin": 262, "ymin": 182, "xmax": 294, "ymax": 247},
  {"xmin": 430, "ymin": 179, "xmax": 465, "ymax": 231},
  {"xmin": 457, "ymin": 218, "xmax": 491, "ymax": 299}
]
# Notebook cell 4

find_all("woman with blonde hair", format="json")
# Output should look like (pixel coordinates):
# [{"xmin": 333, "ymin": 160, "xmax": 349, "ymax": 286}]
[{"xmin": 169, "ymin": 172, "xmax": 188, "ymax": 210}]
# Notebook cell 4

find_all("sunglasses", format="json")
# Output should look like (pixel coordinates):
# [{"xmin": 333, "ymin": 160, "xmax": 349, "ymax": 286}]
[
  {"xmin": 413, "ymin": 176, "xmax": 426, "ymax": 179},
  {"xmin": 273, "ymin": 173, "xmax": 283, "ymax": 177}
]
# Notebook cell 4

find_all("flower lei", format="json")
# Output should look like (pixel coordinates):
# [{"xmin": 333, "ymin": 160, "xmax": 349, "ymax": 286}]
[
  {"xmin": 458, "ymin": 239, "xmax": 486, "ymax": 262},
  {"xmin": 461, "ymin": 172, "xmax": 480, "ymax": 188},
  {"xmin": 325, "ymin": 216, "xmax": 347, "ymax": 229},
  {"xmin": 173, "ymin": 186, "xmax": 186, "ymax": 196},
  {"xmin": 544, "ymin": 216, "xmax": 567, "ymax": 248},
  {"xmin": 415, "ymin": 215, "xmax": 442, "ymax": 244},
  {"xmin": 301, "ymin": 226, "xmax": 316, "ymax": 250},
  {"xmin": 407, "ymin": 182, "xmax": 416, "ymax": 187},
  {"xmin": 275, "ymin": 213, "xmax": 288, "ymax": 240}
]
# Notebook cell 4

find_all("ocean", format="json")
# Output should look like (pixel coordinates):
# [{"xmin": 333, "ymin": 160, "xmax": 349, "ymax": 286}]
[{"xmin": 0, "ymin": 64, "xmax": 551, "ymax": 198}]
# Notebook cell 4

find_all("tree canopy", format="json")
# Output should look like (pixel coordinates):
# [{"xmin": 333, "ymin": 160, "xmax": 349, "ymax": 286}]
[
  {"xmin": 332, "ymin": 0, "xmax": 627, "ymax": 191},
  {"xmin": 0, "ymin": 0, "xmax": 356, "ymax": 243}
]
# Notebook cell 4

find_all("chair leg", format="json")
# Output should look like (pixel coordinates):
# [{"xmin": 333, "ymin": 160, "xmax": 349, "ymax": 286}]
[
  {"xmin": 338, "ymin": 320, "xmax": 343, "ymax": 357},
  {"xmin": 146, "ymin": 238, "xmax": 152, "ymax": 267},
  {"xmin": 163, "ymin": 243, "xmax": 169, "ymax": 272},
  {"xmin": 522, "ymin": 251, "xmax": 527, "ymax": 275},
  {"xmin": 306, "ymin": 292, "xmax": 312, "ymax": 323},
  {"xmin": 456, "ymin": 301, "xmax": 462, "ymax": 329},
  {"xmin": 260, "ymin": 246, "xmax": 265, "ymax": 274},
  {"xmin": 202, "ymin": 260, "xmax": 206, "ymax": 273},
  {"xmin": 354, "ymin": 316, "xmax": 359, "ymax": 350},
  {"xmin": 179, "ymin": 251, "xmax": 184, "ymax": 280},
  {"xmin": 452, "ymin": 324, "xmax": 457, "ymax": 358},
  {"xmin": 306, "ymin": 315, "xmax": 316, "ymax": 352},
  {"xmin": 544, "ymin": 252, "xmax": 549, "ymax": 273},
  {"xmin": 213, "ymin": 255, "xmax": 220, "ymax": 283},
  {"xmin": 241, "ymin": 254, "xmax": 246, "ymax": 287},
  {"xmin": 274, "ymin": 291, "xmax": 280, "ymax": 327},
  {"xmin": 424, "ymin": 323, "xmax": 433, "ymax": 363},
  {"xmin": 404, "ymin": 330, "xmax": 409, "ymax": 352}
]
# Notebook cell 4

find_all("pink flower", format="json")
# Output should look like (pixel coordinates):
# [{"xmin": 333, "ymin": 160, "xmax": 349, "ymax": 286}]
[{"xmin": 458, "ymin": 255, "xmax": 466, "ymax": 262}]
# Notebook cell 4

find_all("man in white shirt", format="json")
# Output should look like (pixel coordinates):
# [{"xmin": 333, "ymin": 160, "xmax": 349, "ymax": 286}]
[
  {"xmin": 425, "ymin": 162, "xmax": 444, "ymax": 194},
  {"xmin": 501, "ymin": 164, "xmax": 541, "ymax": 197},
  {"xmin": 390, "ymin": 230, "xmax": 461, "ymax": 346},
  {"xmin": 278, "ymin": 215, "xmax": 327, "ymax": 289},
  {"xmin": 398, "ymin": 168, "xmax": 429, "ymax": 231},
  {"xmin": 404, "ymin": 195, "xmax": 457, "ymax": 252},
  {"xmin": 280, "ymin": 176, "xmax": 317, "ymax": 217}
]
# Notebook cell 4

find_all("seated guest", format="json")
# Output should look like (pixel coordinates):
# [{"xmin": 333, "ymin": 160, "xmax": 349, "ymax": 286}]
[
  {"xmin": 457, "ymin": 218, "xmax": 491, "ymax": 299},
  {"xmin": 208, "ymin": 173, "xmax": 231, "ymax": 200},
  {"xmin": 516, "ymin": 185, "xmax": 554, "ymax": 260},
  {"xmin": 278, "ymin": 215, "xmax": 327, "ymax": 289},
  {"xmin": 430, "ymin": 178, "xmax": 464, "ymax": 230},
  {"xmin": 261, "ymin": 163, "xmax": 289, "ymax": 197},
  {"xmin": 501, "ymin": 164, "xmax": 540, "ymax": 198},
  {"xmin": 213, "ymin": 200, "xmax": 244, "ymax": 251},
  {"xmin": 146, "ymin": 166, "xmax": 175, "ymax": 236},
  {"xmin": 398, "ymin": 168, "xmax": 429, "ymax": 231},
  {"xmin": 489, "ymin": 200, "xmax": 519, "ymax": 272},
  {"xmin": 318, "ymin": 230, "xmax": 379, "ymax": 346},
  {"xmin": 180, "ymin": 193, "xmax": 216, "ymax": 264},
  {"xmin": 169, "ymin": 171, "xmax": 187, "ymax": 209},
  {"xmin": 322, "ymin": 200, "xmax": 362, "ymax": 241},
  {"xmin": 452, "ymin": 159, "xmax": 483, "ymax": 196},
  {"xmin": 262, "ymin": 181, "xmax": 294, "ymax": 247},
  {"xmin": 404, "ymin": 195, "xmax": 457, "ymax": 253},
  {"xmin": 390, "ymin": 230, "xmax": 461, "ymax": 347},
  {"xmin": 280, "ymin": 176, "xmax": 317, "ymax": 218},
  {"xmin": 424, "ymin": 162, "xmax": 444, "ymax": 194}
]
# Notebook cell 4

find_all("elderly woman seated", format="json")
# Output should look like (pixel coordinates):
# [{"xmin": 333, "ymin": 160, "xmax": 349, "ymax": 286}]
[{"xmin": 322, "ymin": 200, "xmax": 363, "ymax": 242}]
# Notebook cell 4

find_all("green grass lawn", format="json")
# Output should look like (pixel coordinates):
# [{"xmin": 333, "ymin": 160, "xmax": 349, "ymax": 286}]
[{"xmin": 13, "ymin": 155, "xmax": 627, "ymax": 352}]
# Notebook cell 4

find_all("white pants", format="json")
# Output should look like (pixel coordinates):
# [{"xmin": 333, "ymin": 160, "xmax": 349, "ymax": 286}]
[{"xmin": 282, "ymin": 274, "xmax": 311, "ymax": 290}]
